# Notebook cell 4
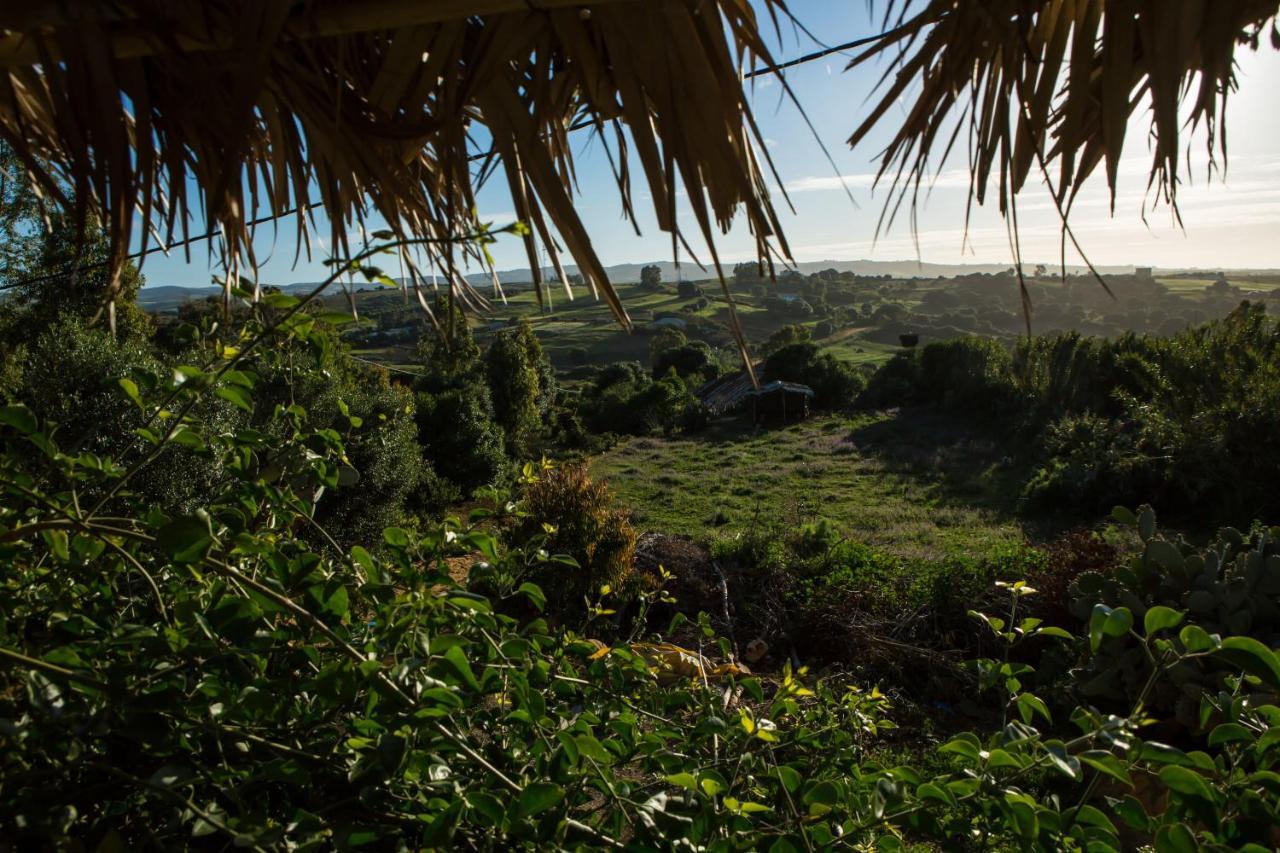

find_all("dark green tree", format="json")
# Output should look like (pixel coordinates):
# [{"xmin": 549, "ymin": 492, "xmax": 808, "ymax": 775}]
[
  {"xmin": 484, "ymin": 319, "xmax": 550, "ymax": 456},
  {"xmin": 639, "ymin": 264, "xmax": 663, "ymax": 290}
]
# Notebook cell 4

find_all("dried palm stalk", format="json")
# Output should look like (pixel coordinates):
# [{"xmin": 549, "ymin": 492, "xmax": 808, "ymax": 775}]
[{"xmin": 849, "ymin": 1, "xmax": 1280, "ymax": 235}]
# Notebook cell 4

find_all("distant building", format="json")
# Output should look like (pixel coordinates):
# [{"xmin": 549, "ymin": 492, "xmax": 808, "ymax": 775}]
[{"xmin": 1134, "ymin": 266, "xmax": 1154, "ymax": 279}]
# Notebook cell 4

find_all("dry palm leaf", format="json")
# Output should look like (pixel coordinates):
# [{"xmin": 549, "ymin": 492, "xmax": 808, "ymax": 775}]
[
  {"xmin": 848, "ymin": 1, "xmax": 1280, "ymax": 258},
  {"xmin": 0, "ymin": 0, "xmax": 795, "ymax": 378}
]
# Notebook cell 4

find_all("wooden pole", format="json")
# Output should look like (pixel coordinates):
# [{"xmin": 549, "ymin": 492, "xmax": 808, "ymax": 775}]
[{"xmin": 0, "ymin": 0, "xmax": 638, "ymax": 67}]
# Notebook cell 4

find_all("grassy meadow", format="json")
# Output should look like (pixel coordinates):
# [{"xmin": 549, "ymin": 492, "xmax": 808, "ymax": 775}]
[{"xmin": 591, "ymin": 411, "xmax": 1030, "ymax": 560}]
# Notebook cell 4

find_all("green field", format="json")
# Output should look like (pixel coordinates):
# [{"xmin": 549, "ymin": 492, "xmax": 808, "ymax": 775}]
[
  {"xmin": 337, "ymin": 279, "xmax": 904, "ymax": 372},
  {"xmin": 591, "ymin": 411, "xmax": 1029, "ymax": 560},
  {"xmin": 1158, "ymin": 276, "xmax": 1280, "ymax": 294}
]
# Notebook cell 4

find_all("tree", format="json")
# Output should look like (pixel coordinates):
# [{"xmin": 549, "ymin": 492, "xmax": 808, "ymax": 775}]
[
  {"xmin": 763, "ymin": 342, "xmax": 865, "ymax": 410},
  {"xmin": 415, "ymin": 296, "xmax": 481, "ymax": 389},
  {"xmin": 733, "ymin": 261, "xmax": 763, "ymax": 286},
  {"xmin": 415, "ymin": 384, "xmax": 507, "ymax": 506},
  {"xmin": 648, "ymin": 326, "xmax": 688, "ymax": 368},
  {"xmin": 652, "ymin": 341, "xmax": 718, "ymax": 383},
  {"xmin": 484, "ymin": 319, "xmax": 550, "ymax": 456},
  {"xmin": 677, "ymin": 281, "xmax": 702, "ymax": 299},
  {"xmin": 639, "ymin": 264, "xmax": 663, "ymax": 290},
  {"xmin": 761, "ymin": 323, "xmax": 811, "ymax": 357}
]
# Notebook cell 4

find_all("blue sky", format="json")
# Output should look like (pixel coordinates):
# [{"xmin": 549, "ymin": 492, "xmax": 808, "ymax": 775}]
[{"xmin": 142, "ymin": 2, "xmax": 1280, "ymax": 288}]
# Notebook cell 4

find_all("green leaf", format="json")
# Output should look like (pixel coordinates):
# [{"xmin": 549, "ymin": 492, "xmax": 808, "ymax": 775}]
[
  {"xmin": 802, "ymin": 780, "xmax": 838, "ymax": 808},
  {"xmin": 1110, "ymin": 794, "xmax": 1150, "ymax": 831},
  {"xmin": 916, "ymin": 781, "xmax": 957, "ymax": 807},
  {"xmin": 665, "ymin": 772, "xmax": 697, "ymax": 791},
  {"xmin": 699, "ymin": 771, "xmax": 727, "ymax": 797},
  {"xmin": 1137, "ymin": 506, "xmax": 1156, "ymax": 541},
  {"xmin": 1213, "ymin": 637, "xmax": 1280, "ymax": 691},
  {"xmin": 939, "ymin": 733, "xmax": 981, "ymax": 762},
  {"xmin": 1179, "ymin": 625, "xmax": 1219, "ymax": 653},
  {"xmin": 773, "ymin": 765, "xmax": 802, "ymax": 793},
  {"xmin": 441, "ymin": 645, "xmax": 480, "ymax": 692},
  {"xmin": 383, "ymin": 527, "xmax": 411, "ymax": 548},
  {"xmin": 1144, "ymin": 606, "xmax": 1184, "ymax": 636},
  {"xmin": 0, "ymin": 404, "xmax": 37, "ymax": 434},
  {"xmin": 215, "ymin": 384, "xmax": 254, "ymax": 413},
  {"xmin": 156, "ymin": 515, "xmax": 214, "ymax": 564},
  {"xmin": 1207, "ymin": 723, "xmax": 1253, "ymax": 747},
  {"xmin": 515, "ymin": 782, "xmax": 563, "ymax": 818},
  {"xmin": 262, "ymin": 292, "xmax": 299, "ymax": 310},
  {"xmin": 517, "ymin": 582, "xmax": 546, "ymax": 612},
  {"xmin": 1079, "ymin": 750, "xmax": 1133, "ymax": 787},
  {"xmin": 1111, "ymin": 506, "xmax": 1137, "ymax": 525},
  {"xmin": 574, "ymin": 734, "xmax": 614, "ymax": 765},
  {"xmin": 1138, "ymin": 742, "xmax": 1193, "ymax": 766},
  {"xmin": 1017, "ymin": 693, "xmax": 1051, "ymax": 725},
  {"xmin": 1089, "ymin": 605, "xmax": 1132, "ymax": 651},
  {"xmin": 118, "ymin": 377, "xmax": 144, "ymax": 407},
  {"xmin": 1159, "ymin": 766, "xmax": 1216, "ymax": 803},
  {"xmin": 351, "ymin": 546, "xmax": 378, "ymax": 584},
  {"xmin": 41, "ymin": 529, "xmax": 70, "ymax": 562},
  {"xmin": 1154, "ymin": 822, "xmax": 1198, "ymax": 853}
]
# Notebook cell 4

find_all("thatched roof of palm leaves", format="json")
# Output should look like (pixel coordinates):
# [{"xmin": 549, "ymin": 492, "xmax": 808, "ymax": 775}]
[
  {"xmin": 850, "ymin": 1, "xmax": 1280, "ymax": 242},
  {"xmin": 0, "ymin": 0, "xmax": 797, "ymax": 376}
]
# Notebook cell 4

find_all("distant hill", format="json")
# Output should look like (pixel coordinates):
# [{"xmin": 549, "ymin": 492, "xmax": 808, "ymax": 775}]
[{"xmin": 137, "ymin": 260, "xmax": 1280, "ymax": 313}]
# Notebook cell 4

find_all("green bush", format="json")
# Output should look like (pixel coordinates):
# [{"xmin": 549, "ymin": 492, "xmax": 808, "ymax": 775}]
[
  {"xmin": 484, "ymin": 319, "xmax": 553, "ymax": 456},
  {"xmin": 763, "ymin": 342, "xmax": 865, "ymax": 409},
  {"xmin": 3, "ymin": 391, "xmax": 1280, "ymax": 849},
  {"xmin": 414, "ymin": 385, "xmax": 507, "ymax": 506},
  {"xmin": 917, "ymin": 336, "xmax": 1017, "ymax": 413},
  {"xmin": 506, "ymin": 463, "xmax": 637, "ymax": 615},
  {"xmin": 1069, "ymin": 506, "xmax": 1280, "ymax": 727},
  {"xmin": 652, "ymin": 340, "xmax": 718, "ymax": 383},
  {"xmin": 579, "ymin": 364, "xmax": 704, "ymax": 437},
  {"xmin": 862, "ymin": 306, "xmax": 1280, "ymax": 524}
]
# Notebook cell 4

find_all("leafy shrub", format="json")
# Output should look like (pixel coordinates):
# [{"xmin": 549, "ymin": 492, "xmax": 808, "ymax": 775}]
[
  {"xmin": 856, "ymin": 349, "xmax": 922, "ymax": 408},
  {"xmin": 415, "ymin": 384, "xmax": 507, "ymax": 505},
  {"xmin": 484, "ymin": 319, "xmax": 552, "ymax": 456},
  {"xmin": 1069, "ymin": 506, "xmax": 1280, "ymax": 727},
  {"xmin": 579, "ymin": 366, "xmax": 704, "ymax": 437},
  {"xmin": 917, "ymin": 336, "xmax": 1017, "ymax": 413},
  {"xmin": 507, "ymin": 464, "xmax": 637, "ymax": 615},
  {"xmin": 652, "ymin": 340, "xmax": 718, "ymax": 382},
  {"xmin": 763, "ymin": 342, "xmax": 865, "ymax": 409},
  {"xmin": 863, "ymin": 306, "xmax": 1280, "ymax": 525},
  {"xmin": 760, "ymin": 323, "xmax": 811, "ymax": 357},
  {"xmin": 3, "ymin": 390, "xmax": 1280, "ymax": 849},
  {"xmin": 676, "ymin": 280, "xmax": 702, "ymax": 299}
]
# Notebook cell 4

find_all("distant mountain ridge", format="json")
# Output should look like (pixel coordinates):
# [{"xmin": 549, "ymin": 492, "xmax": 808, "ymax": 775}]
[{"xmin": 137, "ymin": 259, "xmax": 1279, "ymax": 313}]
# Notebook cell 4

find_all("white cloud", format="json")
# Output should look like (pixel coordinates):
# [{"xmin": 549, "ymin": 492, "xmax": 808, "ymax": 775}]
[{"xmin": 784, "ymin": 168, "xmax": 973, "ymax": 194}]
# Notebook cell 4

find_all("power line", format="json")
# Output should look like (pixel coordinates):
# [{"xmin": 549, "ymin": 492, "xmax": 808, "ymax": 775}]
[{"xmin": 1, "ymin": 29, "xmax": 890, "ymax": 293}]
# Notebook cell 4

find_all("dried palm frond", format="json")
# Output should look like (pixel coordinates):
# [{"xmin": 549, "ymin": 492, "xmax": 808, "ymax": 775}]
[
  {"xmin": 849, "ymin": 1, "xmax": 1280, "ymax": 238},
  {"xmin": 0, "ymin": 0, "xmax": 793, "ymax": 378}
]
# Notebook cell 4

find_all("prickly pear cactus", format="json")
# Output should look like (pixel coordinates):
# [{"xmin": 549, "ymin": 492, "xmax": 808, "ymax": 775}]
[{"xmin": 1068, "ymin": 506, "xmax": 1280, "ymax": 728}]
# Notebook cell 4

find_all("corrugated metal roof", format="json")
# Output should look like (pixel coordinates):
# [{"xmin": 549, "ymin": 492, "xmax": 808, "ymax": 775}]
[
  {"xmin": 695, "ymin": 367, "xmax": 814, "ymax": 414},
  {"xmin": 694, "ymin": 365, "xmax": 760, "ymax": 414}
]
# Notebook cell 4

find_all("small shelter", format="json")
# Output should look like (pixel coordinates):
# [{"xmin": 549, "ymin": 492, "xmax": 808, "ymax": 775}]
[{"xmin": 748, "ymin": 381, "xmax": 814, "ymax": 425}]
